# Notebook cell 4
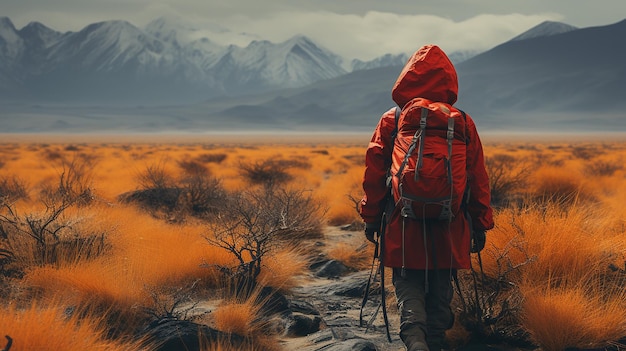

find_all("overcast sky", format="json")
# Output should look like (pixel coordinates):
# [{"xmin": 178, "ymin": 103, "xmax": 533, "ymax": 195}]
[{"xmin": 3, "ymin": 0, "xmax": 626, "ymax": 61}]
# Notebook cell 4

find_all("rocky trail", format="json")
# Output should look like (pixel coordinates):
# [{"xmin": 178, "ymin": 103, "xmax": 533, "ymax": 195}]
[{"xmin": 149, "ymin": 226, "xmax": 537, "ymax": 351}]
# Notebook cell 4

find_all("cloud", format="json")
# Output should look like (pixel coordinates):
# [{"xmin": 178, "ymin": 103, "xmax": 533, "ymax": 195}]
[
  {"xmin": 6, "ymin": 3, "xmax": 560, "ymax": 62},
  {"xmin": 206, "ymin": 11, "xmax": 561, "ymax": 60}
]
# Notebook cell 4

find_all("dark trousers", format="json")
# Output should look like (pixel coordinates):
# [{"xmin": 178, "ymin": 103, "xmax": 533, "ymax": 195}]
[{"xmin": 392, "ymin": 268, "xmax": 455, "ymax": 350}]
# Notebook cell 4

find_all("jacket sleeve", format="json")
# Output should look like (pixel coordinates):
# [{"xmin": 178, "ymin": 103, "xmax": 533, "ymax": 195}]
[
  {"xmin": 360, "ymin": 108, "xmax": 397, "ymax": 224},
  {"xmin": 464, "ymin": 114, "xmax": 494, "ymax": 231}
]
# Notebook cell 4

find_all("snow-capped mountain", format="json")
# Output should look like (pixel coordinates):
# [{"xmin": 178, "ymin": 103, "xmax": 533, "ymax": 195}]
[
  {"xmin": 19, "ymin": 21, "xmax": 65, "ymax": 49},
  {"xmin": 211, "ymin": 35, "xmax": 345, "ymax": 93},
  {"xmin": 45, "ymin": 20, "xmax": 172, "ymax": 71},
  {"xmin": 0, "ymin": 17, "xmax": 24, "ymax": 63},
  {"xmin": 351, "ymin": 53, "xmax": 409, "ymax": 71},
  {"xmin": 0, "ymin": 16, "xmax": 347, "ymax": 103},
  {"xmin": 509, "ymin": 21, "xmax": 578, "ymax": 41},
  {"xmin": 144, "ymin": 16, "xmax": 200, "ymax": 47},
  {"xmin": 2, "ymin": 14, "xmax": 623, "ymax": 133}
]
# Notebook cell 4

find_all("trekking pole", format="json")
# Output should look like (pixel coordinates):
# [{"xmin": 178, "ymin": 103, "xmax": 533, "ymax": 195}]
[
  {"xmin": 359, "ymin": 219, "xmax": 392, "ymax": 343},
  {"xmin": 359, "ymin": 237, "xmax": 380, "ymax": 327},
  {"xmin": 379, "ymin": 257, "xmax": 392, "ymax": 342}
]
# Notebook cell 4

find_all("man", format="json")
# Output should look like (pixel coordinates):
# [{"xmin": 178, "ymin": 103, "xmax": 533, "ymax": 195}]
[{"xmin": 360, "ymin": 44, "xmax": 494, "ymax": 351}]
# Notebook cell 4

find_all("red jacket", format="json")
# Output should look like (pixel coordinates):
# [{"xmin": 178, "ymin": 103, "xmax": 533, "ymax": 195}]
[{"xmin": 360, "ymin": 45, "xmax": 494, "ymax": 270}]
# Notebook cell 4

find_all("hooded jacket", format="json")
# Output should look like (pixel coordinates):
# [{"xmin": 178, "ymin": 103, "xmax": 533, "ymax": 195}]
[{"xmin": 360, "ymin": 45, "xmax": 493, "ymax": 270}]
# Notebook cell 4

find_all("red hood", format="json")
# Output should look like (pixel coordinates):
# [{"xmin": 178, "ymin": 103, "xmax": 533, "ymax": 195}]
[{"xmin": 391, "ymin": 45, "xmax": 458, "ymax": 108}]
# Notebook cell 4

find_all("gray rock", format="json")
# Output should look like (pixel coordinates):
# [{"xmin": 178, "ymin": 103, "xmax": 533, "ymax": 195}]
[
  {"xmin": 140, "ymin": 318, "xmax": 245, "ymax": 351},
  {"xmin": 289, "ymin": 299, "xmax": 321, "ymax": 315},
  {"xmin": 285, "ymin": 312, "xmax": 322, "ymax": 337},
  {"xmin": 315, "ymin": 259, "xmax": 350, "ymax": 278}
]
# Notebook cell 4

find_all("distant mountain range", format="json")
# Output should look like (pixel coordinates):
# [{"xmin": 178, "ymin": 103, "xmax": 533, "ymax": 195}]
[
  {"xmin": 0, "ymin": 16, "xmax": 349, "ymax": 103},
  {"xmin": 1, "ymin": 16, "xmax": 624, "ymax": 132}
]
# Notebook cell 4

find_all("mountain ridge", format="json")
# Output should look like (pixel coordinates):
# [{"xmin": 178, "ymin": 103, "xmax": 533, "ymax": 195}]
[{"xmin": 1, "ymin": 17, "xmax": 624, "ymax": 132}]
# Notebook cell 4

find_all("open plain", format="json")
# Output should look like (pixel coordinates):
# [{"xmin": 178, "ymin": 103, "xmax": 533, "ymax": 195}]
[{"xmin": 0, "ymin": 132, "xmax": 625, "ymax": 351}]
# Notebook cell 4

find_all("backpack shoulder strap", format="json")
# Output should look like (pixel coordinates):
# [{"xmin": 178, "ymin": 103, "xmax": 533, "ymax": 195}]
[
  {"xmin": 458, "ymin": 109, "xmax": 469, "ymax": 145},
  {"xmin": 391, "ymin": 106, "xmax": 401, "ymax": 142}
]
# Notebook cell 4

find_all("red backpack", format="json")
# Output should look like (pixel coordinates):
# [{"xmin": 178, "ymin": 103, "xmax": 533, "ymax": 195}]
[{"xmin": 389, "ymin": 97, "xmax": 468, "ymax": 221}]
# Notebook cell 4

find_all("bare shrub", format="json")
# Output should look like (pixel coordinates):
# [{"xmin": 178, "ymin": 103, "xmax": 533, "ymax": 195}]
[
  {"xmin": 121, "ymin": 160, "xmax": 227, "ymax": 220},
  {"xmin": 0, "ymin": 196, "xmax": 74, "ymax": 267},
  {"xmin": 584, "ymin": 159, "xmax": 623, "ymax": 177},
  {"xmin": 205, "ymin": 184, "xmax": 324, "ymax": 291},
  {"xmin": 485, "ymin": 154, "xmax": 531, "ymax": 207},
  {"xmin": 56, "ymin": 156, "xmax": 96, "ymax": 205},
  {"xmin": 0, "ymin": 176, "xmax": 29, "ymax": 201},
  {"xmin": 195, "ymin": 153, "xmax": 228, "ymax": 164},
  {"xmin": 143, "ymin": 280, "xmax": 200, "ymax": 322},
  {"xmin": 41, "ymin": 149, "xmax": 63, "ymax": 161},
  {"xmin": 177, "ymin": 160, "xmax": 208, "ymax": 176},
  {"xmin": 240, "ymin": 160, "xmax": 293, "ymax": 186},
  {"xmin": 274, "ymin": 158, "xmax": 311, "ymax": 170},
  {"xmin": 123, "ymin": 161, "xmax": 181, "ymax": 214},
  {"xmin": 64, "ymin": 144, "xmax": 81, "ymax": 152},
  {"xmin": 179, "ymin": 163, "xmax": 227, "ymax": 217},
  {"xmin": 137, "ymin": 161, "xmax": 176, "ymax": 191},
  {"xmin": 571, "ymin": 145, "xmax": 603, "ymax": 160}
]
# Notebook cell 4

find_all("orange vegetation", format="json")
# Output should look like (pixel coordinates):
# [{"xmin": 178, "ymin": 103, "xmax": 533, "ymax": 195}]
[{"xmin": 0, "ymin": 135, "xmax": 625, "ymax": 350}]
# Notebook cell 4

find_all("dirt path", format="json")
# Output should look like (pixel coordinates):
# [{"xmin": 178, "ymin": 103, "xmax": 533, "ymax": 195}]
[{"xmin": 278, "ymin": 226, "xmax": 407, "ymax": 351}]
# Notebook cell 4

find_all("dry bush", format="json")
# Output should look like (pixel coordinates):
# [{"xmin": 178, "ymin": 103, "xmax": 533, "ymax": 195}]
[
  {"xmin": 0, "ymin": 158, "xmax": 105, "ymax": 281},
  {"xmin": 0, "ymin": 175, "xmax": 29, "ymax": 201},
  {"xmin": 206, "ymin": 184, "xmax": 324, "ymax": 290},
  {"xmin": 178, "ymin": 162, "xmax": 227, "ymax": 217},
  {"xmin": 240, "ymin": 159, "xmax": 291, "ymax": 186},
  {"xmin": 195, "ymin": 153, "xmax": 228, "ymax": 164},
  {"xmin": 143, "ymin": 279, "xmax": 201, "ymax": 322},
  {"xmin": 178, "ymin": 159, "xmax": 209, "ymax": 176},
  {"xmin": 41, "ymin": 155, "xmax": 97, "ymax": 206},
  {"xmin": 311, "ymin": 149, "xmax": 329, "ymax": 155},
  {"xmin": 122, "ymin": 161, "xmax": 181, "ymax": 215},
  {"xmin": 584, "ymin": 159, "xmax": 624, "ymax": 177},
  {"xmin": 239, "ymin": 158, "xmax": 310, "ymax": 186},
  {"xmin": 121, "ymin": 160, "xmax": 227, "ymax": 221},
  {"xmin": 571, "ymin": 145, "xmax": 603, "ymax": 160},
  {"xmin": 0, "ymin": 302, "xmax": 147, "ymax": 351},
  {"xmin": 0, "ymin": 197, "xmax": 77, "ymax": 267},
  {"xmin": 485, "ymin": 154, "xmax": 531, "ymax": 207},
  {"xmin": 137, "ymin": 160, "xmax": 176, "ymax": 190}
]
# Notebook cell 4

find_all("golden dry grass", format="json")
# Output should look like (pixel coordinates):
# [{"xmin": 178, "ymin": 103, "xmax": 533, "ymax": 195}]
[
  {"xmin": 1, "ymin": 135, "xmax": 626, "ymax": 350},
  {"xmin": 0, "ymin": 301, "xmax": 147, "ymax": 351}
]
